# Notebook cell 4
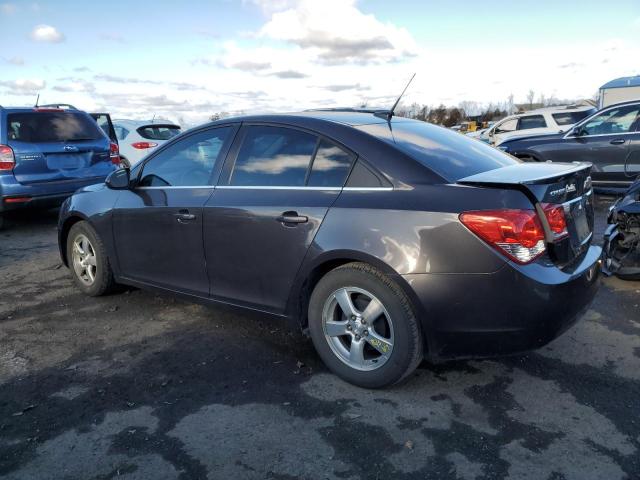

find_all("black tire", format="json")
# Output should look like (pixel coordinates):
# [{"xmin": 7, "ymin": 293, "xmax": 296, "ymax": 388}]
[
  {"xmin": 66, "ymin": 221, "xmax": 116, "ymax": 296},
  {"xmin": 308, "ymin": 262, "xmax": 423, "ymax": 388}
]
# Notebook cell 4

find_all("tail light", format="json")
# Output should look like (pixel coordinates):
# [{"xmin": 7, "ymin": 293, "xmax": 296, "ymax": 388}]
[
  {"xmin": 0, "ymin": 145, "xmax": 15, "ymax": 171},
  {"xmin": 460, "ymin": 209, "xmax": 546, "ymax": 264},
  {"xmin": 541, "ymin": 203, "xmax": 569, "ymax": 240},
  {"xmin": 110, "ymin": 142, "xmax": 121, "ymax": 165},
  {"xmin": 131, "ymin": 141, "xmax": 157, "ymax": 149}
]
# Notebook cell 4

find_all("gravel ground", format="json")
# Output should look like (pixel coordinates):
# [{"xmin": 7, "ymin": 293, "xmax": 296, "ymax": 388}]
[{"xmin": 0, "ymin": 197, "xmax": 639, "ymax": 480}]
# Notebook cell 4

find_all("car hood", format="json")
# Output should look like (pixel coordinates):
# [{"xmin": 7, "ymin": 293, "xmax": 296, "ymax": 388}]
[{"xmin": 75, "ymin": 182, "xmax": 108, "ymax": 194}]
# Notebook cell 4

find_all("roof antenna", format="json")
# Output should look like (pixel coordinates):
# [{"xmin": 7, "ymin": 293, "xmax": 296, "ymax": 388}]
[
  {"xmin": 387, "ymin": 73, "xmax": 416, "ymax": 120},
  {"xmin": 151, "ymin": 114, "xmax": 156, "ymax": 123},
  {"xmin": 34, "ymin": 93, "xmax": 40, "ymax": 108}
]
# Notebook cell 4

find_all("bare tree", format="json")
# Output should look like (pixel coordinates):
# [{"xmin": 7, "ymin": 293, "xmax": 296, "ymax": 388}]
[{"xmin": 526, "ymin": 90, "xmax": 535, "ymax": 110}]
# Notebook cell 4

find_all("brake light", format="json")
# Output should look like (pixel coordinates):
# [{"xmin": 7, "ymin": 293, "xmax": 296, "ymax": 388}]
[
  {"xmin": 541, "ymin": 203, "xmax": 569, "ymax": 240},
  {"xmin": 460, "ymin": 209, "xmax": 546, "ymax": 264},
  {"xmin": 4, "ymin": 196, "xmax": 31, "ymax": 204},
  {"xmin": 0, "ymin": 145, "xmax": 15, "ymax": 171},
  {"xmin": 131, "ymin": 142, "xmax": 157, "ymax": 149},
  {"xmin": 110, "ymin": 142, "xmax": 121, "ymax": 165},
  {"xmin": 33, "ymin": 108, "xmax": 63, "ymax": 112}
]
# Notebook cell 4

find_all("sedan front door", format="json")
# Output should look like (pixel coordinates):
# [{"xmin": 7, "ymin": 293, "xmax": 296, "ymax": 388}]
[
  {"xmin": 203, "ymin": 124, "xmax": 355, "ymax": 313},
  {"xmin": 113, "ymin": 125, "xmax": 237, "ymax": 296}
]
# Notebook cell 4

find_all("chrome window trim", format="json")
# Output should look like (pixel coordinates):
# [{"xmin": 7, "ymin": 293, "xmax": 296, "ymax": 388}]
[
  {"xmin": 562, "ymin": 131, "xmax": 637, "ymax": 140},
  {"xmin": 134, "ymin": 185, "xmax": 395, "ymax": 191}
]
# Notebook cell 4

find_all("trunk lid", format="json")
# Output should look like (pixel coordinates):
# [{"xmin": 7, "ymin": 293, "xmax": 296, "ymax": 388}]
[{"xmin": 459, "ymin": 162, "xmax": 594, "ymax": 265}]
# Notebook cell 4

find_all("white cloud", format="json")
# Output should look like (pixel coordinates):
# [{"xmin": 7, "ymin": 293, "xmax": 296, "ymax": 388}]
[
  {"xmin": 258, "ymin": 0, "xmax": 417, "ymax": 65},
  {"xmin": 3, "ymin": 56, "xmax": 24, "ymax": 65},
  {"xmin": 0, "ymin": 78, "xmax": 46, "ymax": 95},
  {"xmin": 0, "ymin": 3, "xmax": 16, "ymax": 14},
  {"xmin": 30, "ymin": 24, "xmax": 65, "ymax": 43}
]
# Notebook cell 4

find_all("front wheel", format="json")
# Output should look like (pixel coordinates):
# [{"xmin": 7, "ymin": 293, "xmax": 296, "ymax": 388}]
[
  {"xmin": 308, "ymin": 263, "xmax": 423, "ymax": 388},
  {"xmin": 67, "ymin": 221, "xmax": 116, "ymax": 296}
]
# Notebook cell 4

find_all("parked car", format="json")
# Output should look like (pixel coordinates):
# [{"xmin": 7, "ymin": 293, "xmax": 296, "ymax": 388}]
[
  {"xmin": 0, "ymin": 105, "xmax": 120, "ymax": 229},
  {"xmin": 483, "ymin": 105, "xmax": 596, "ymax": 145},
  {"xmin": 499, "ymin": 100, "xmax": 640, "ymax": 191},
  {"xmin": 58, "ymin": 110, "xmax": 600, "ymax": 388},
  {"xmin": 113, "ymin": 119, "xmax": 181, "ymax": 167}
]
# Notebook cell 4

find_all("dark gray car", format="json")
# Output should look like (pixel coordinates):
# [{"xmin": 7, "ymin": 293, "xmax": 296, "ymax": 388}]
[{"xmin": 58, "ymin": 111, "xmax": 601, "ymax": 388}]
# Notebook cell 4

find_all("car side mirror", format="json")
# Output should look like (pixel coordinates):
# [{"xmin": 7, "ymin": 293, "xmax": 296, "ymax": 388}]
[{"xmin": 105, "ymin": 168, "xmax": 131, "ymax": 190}]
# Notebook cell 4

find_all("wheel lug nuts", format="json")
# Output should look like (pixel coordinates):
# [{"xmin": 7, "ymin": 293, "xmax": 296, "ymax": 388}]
[
  {"xmin": 364, "ymin": 331, "xmax": 368, "ymax": 336},
  {"xmin": 355, "ymin": 335, "xmax": 361, "ymax": 340}
]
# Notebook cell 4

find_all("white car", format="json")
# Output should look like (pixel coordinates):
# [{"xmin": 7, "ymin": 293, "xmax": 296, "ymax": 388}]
[
  {"xmin": 482, "ymin": 105, "xmax": 596, "ymax": 146},
  {"xmin": 113, "ymin": 119, "xmax": 181, "ymax": 167}
]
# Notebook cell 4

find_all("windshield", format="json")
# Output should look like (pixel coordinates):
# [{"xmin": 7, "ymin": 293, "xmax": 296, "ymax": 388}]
[
  {"xmin": 358, "ymin": 120, "xmax": 520, "ymax": 182},
  {"xmin": 7, "ymin": 111, "xmax": 104, "ymax": 143}
]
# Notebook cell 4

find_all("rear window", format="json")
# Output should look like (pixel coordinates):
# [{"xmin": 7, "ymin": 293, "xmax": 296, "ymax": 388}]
[
  {"xmin": 137, "ymin": 125, "xmax": 181, "ymax": 141},
  {"xmin": 552, "ymin": 109, "xmax": 596, "ymax": 126},
  {"xmin": 358, "ymin": 121, "xmax": 519, "ymax": 182},
  {"xmin": 7, "ymin": 111, "xmax": 104, "ymax": 143}
]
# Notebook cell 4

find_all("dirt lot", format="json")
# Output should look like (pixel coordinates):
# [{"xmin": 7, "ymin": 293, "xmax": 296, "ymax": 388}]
[{"xmin": 0, "ymin": 198, "xmax": 639, "ymax": 480}]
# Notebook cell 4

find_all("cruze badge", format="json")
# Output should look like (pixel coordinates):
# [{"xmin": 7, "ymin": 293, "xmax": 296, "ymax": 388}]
[{"xmin": 550, "ymin": 183, "xmax": 576, "ymax": 197}]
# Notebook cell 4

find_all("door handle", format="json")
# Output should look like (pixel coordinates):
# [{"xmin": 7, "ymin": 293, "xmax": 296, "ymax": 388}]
[
  {"xmin": 610, "ymin": 139, "xmax": 626, "ymax": 145},
  {"xmin": 276, "ymin": 211, "xmax": 308, "ymax": 224},
  {"xmin": 174, "ymin": 210, "xmax": 196, "ymax": 223}
]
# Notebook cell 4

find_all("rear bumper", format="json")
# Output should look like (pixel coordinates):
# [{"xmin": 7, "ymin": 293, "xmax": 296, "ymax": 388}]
[
  {"xmin": 403, "ymin": 245, "xmax": 601, "ymax": 361},
  {"xmin": 0, "ymin": 174, "xmax": 106, "ymax": 213}
]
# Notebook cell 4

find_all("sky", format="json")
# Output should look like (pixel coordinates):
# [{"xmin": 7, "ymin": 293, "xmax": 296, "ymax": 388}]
[{"xmin": 0, "ymin": 0, "xmax": 639, "ymax": 126}]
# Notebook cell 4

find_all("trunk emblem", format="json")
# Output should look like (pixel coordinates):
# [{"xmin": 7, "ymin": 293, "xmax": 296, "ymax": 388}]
[
  {"xmin": 550, "ymin": 183, "xmax": 576, "ymax": 197},
  {"xmin": 64, "ymin": 145, "xmax": 79, "ymax": 152}
]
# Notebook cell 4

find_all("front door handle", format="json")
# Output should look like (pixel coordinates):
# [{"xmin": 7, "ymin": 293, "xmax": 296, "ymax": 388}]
[
  {"xmin": 276, "ymin": 211, "xmax": 308, "ymax": 224},
  {"xmin": 174, "ymin": 210, "xmax": 196, "ymax": 223},
  {"xmin": 610, "ymin": 138, "xmax": 626, "ymax": 145}
]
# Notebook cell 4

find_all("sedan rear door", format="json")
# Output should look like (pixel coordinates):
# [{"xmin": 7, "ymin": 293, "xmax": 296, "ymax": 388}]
[{"xmin": 203, "ymin": 124, "xmax": 355, "ymax": 313}]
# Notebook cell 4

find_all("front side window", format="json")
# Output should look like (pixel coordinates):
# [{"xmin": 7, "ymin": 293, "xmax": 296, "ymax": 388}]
[
  {"xmin": 230, "ymin": 126, "xmax": 317, "ymax": 186},
  {"xmin": 138, "ymin": 127, "xmax": 231, "ymax": 187},
  {"xmin": 307, "ymin": 140, "xmax": 354, "ymax": 187},
  {"xmin": 494, "ymin": 118, "xmax": 517, "ymax": 134},
  {"xmin": 518, "ymin": 115, "xmax": 547, "ymax": 130},
  {"xmin": 581, "ymin": 105, "xmax": 640, "ymax": 135}
]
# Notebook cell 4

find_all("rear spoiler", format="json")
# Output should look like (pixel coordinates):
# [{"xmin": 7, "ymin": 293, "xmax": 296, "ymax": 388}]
[{"xmin": 458, "ymin": 162, "xmax": 592, "ymax": 187}]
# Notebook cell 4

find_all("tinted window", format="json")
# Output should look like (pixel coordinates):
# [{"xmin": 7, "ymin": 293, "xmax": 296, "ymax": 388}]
[
  {"xmin": 518, "ymin": 115, "xmax": 546, "ymax": 130},
  {"xmin": 358, "ymin": 121, "xmax": 519, "ymax": 182},
  {"xmin": 139, "ymin": 127, "xmax": 231, "ymax": 187},
  {"xmin": 552, "ymin": 110, "xmax": 595, "ymax": 126},
  {"xmin": 7, "ymin": 112, "xmax": 103, "ymax": 143},
  {"xmin": 137, "ymin": 125, "xmax": 181, "ymax": 140},
  {"xmin": 114, "ymin": 126, "xmax": 129, "ymax": 140},
  {"xmin": 494, "ymin": 118, "xmax": 517, "ymax": 133},
  {"xmin": 582, "ymin": 105, "xmax": 640, "ymax": 135},
  {"xmin": 230, "ymin": 126, "xmax": 317, "ymax": 186},
  {"xmin": 307, "ymin": 140, "xmax": 354, "ymax": 187}
]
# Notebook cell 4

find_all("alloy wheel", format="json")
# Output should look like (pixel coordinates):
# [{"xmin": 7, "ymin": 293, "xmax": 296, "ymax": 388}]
[
  {"xmin": 72, "ymin": 234, "xmax": 98, "ymax": 286},
  {"xmin": 322, "ymin": 287, "xmax": 394, "ymax": 371}
]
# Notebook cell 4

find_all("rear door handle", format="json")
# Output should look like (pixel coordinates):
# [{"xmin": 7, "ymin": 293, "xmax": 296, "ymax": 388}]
[
  {"xmin": 174, "ymin": 210, "xmax": 196, "ymax": 223},
  {"xmin": 610, "ymin": 138, "xmax": 626, "ymax": 145},
  {"xmin": 276, "ymin": 211, "xmax": 308, "ymax": 224}
]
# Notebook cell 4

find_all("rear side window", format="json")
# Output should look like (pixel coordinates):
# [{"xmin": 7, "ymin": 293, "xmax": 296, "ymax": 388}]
[
  {"xmin": 552, "ymin": 110, "xmax": 594, "ymax": 126},
  {"xmin": 358, "ymin": 121, "xmax": 519, "ymax": 182},
  {"xmin": 7, "ymin": 112, "xmax": 103, "ymax": 143},
  {"xmin": 114, "ymin": 126, "xmax": 129, "ymax": 140},
  {"xmin": 137, "ymin": 125, "xmax": 181, "ymax": 141},
  {"xmin": 518, "ymin": 115, "xmax": 547, "ymax": 130},
  {"xmin": 307, "ymin": 140, "xmax": 354, "ymax": 187},
  {"xmin": 230, "ymin": 126, "xmax": 317, "ymax": 186}
]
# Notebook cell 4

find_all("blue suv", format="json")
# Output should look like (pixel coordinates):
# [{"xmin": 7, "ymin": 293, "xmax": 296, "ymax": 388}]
[{"xmin": 0, "ymin": 106, "xmax": 119, "ymax": 228}]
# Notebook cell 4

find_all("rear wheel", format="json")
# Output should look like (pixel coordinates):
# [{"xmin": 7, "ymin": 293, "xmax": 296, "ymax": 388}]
[
  {"xmin": 67, "ymin": 221, "xmax": 116, "ymax": 296},
  {"xmin": 308, "ymin": 263, "xmax": 423, "ymax": 388}
]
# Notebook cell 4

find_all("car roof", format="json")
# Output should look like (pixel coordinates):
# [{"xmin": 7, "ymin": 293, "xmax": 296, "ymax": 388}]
[
  {"xmin": 207, "ymin": 109, "xmax": 415, "ymax": 128},
  {"xmin": 600, "ymin": 75, "xmax": 640, "ymax": 90}
]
